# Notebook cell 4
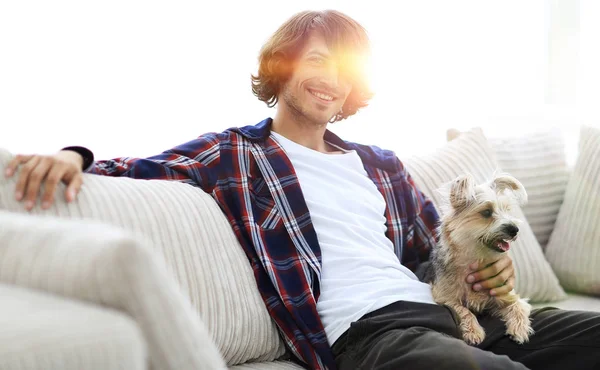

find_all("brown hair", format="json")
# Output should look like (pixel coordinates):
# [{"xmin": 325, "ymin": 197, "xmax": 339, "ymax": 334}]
[{"xmin": 251, "ymin": 10, "xmax": 374, "ymax": 122}]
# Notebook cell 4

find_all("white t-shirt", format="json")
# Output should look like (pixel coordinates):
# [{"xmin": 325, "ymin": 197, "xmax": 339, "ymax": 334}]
[{"xmin": 271, "ymin": 132, "xmax": 436, "ymax": 346}]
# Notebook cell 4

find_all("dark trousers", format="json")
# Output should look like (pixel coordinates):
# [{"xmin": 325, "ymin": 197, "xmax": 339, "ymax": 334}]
[{"xmin": 331, "ymin": 301, "xmax": 600, "ymax": 370}]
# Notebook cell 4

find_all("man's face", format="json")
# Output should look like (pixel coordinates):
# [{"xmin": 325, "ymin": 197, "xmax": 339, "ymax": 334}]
[{"xmin": 279, "ymin": 32, "xmax": 353, "ymax": 126}]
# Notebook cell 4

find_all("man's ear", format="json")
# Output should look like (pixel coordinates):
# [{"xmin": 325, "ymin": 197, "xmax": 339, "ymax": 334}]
[
  {"xmin": 450, "ymin": 173, "xmax": 477, "ymax": 211},
  {"xmin": 271, "ymin": 51, "xmax": 293, "ymax": 79},
  {"xmin": 491, "ymin": 173, "xmax": 528, "ymax": 205}
]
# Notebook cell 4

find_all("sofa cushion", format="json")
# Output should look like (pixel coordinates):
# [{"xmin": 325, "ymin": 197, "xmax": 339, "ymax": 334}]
[
  {"xmin": 532, "ymin": 293, "xmax": 600, "ymax": 312},
  {"xmin": 0, "ymin": 283, "xmax": 146, "ymax": 370},
  {"xmin": 229, "ymin": 361, "xmax": 305, "ymax": 369},
  {"xmin": 0, "ymin": 148, "xmax": 285, "ymax": 366},
  {"xmin": 401, "ymin": 128, "xmax": 566, "ymax": 302},
  {"xmin": 449, "ymin": 128, "xmax": 570, "ymax": 249},
  {"xmin": 545, "ymin": 126, "xmax": 600, "ymax": 295},
  {"xmin": 0, "ymin": 211, "xmax": 227, "ymax": 370}
]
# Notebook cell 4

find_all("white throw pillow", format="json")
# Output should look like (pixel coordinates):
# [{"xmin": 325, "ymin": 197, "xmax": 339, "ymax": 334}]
[
  {"xmin": 487, "ymin": 129, "xmax": 569, "ymax": 249},
  {"xmin": 402, "ymin": 128, "xmax": 566, "ymax": 302},
  {"xmin": 447, "ymin": 128, "xmax": 570, "ymax": 249},
  {"xmin": 545, "ymin": 125, "xmax": 600, "ymax": 295}
]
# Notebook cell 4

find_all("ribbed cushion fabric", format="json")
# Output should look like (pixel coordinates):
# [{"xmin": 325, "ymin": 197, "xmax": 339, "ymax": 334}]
[
  {"xmin": 447, "ymin": 128, "xmax": 570, "ymax": 249},
  {"xmin": 0, "ymin": 211, "xmax": 227, "ymax": 370},
  {"xmin": 532, "ymin": 292, "xmax": 600, "ymax": 312},
  {"xmin": 545, "ymin": 126, "xmax": 600, "ymax": 295},
  {"xmin": 0, "ymin": 283, "xmax": 146, "ymax": 370},
  {"xmin": 486, "ymin": 129, "xmax": 569, "ymax": 249},
  {"xmin": 401, "ymin": 128, "xmax": 566, "ymax": 302},
  {"xmin": 229, "ymin": 361, "xmax": 305, "ymax": 369},
  {"xmin": 0, "ymin": 148, "xmax": 285, "ymax": 366}
]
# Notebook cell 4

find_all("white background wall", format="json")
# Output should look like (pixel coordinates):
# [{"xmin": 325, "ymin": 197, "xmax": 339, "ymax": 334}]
[{"xmin": 0, "ymin": 0, "xmax": 597, "ymax": 162}]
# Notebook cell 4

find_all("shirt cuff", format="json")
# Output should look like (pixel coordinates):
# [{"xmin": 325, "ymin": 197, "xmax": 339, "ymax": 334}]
[{"xmin": 61, "ymin": 146, "xmax": 95, "ymax": 172}]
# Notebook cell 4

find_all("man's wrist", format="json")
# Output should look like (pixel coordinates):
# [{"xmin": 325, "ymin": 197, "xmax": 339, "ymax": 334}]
[{"xmin": 61, "ymin": 146, "xmax": 94, "ymax": 171}]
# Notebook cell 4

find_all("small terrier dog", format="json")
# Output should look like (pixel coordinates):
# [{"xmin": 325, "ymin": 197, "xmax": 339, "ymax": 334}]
[{"xmin": 426, "ymin": 172, "xmax": 534, "ymax": 345}]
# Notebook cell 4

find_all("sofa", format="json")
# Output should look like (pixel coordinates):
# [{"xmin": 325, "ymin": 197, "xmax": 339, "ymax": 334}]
[{"xmin": 1, "ymin": 125, "xmax": 599, "ymax": 369}]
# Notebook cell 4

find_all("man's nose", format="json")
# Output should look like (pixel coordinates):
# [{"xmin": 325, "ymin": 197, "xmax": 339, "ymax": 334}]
[{"xmin": 321, "ymin": 63, "xmax": 340, "ymax": 88}]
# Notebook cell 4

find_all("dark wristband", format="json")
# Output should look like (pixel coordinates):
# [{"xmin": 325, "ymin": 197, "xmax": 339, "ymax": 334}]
[{"xmin": 61, "ymin": 146, "xmax": 95, "ymax": 171}]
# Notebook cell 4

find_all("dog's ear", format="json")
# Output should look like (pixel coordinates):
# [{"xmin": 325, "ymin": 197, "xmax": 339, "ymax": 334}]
[
  {"xmin": 492, "ymin": 173, "xmax": 528, "ymax": 205},
  {"xmin": 450, "ymin": 173, "xmax": 477, "ymax": 211}
]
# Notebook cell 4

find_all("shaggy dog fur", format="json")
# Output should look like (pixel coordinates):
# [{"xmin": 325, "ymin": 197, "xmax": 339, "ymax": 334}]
[{"xmin": 425, "ymin": 173, "xmax": 534, "ymax": 345}]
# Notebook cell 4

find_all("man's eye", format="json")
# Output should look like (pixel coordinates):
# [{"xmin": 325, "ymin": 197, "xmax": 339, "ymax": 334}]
[
  {"xmin": 480, "ymin": 209, "xmax": 493, "ymax": 218},
  {"xmin": 309, "ymin": 57, "xmax": 325, "ymax": 64}
]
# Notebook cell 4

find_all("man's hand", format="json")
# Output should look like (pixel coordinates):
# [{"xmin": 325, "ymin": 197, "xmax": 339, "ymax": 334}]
[
  {"xmin": 4, "ymin": 150, "xmax": 84, "ymax": 211},
  {"xmin": 465, "ymin": 254, "xmax": 515, "ymax": 297}
]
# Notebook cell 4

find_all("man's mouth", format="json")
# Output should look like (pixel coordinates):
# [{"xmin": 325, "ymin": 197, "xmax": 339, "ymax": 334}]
[{"xmin": 307, "ymin": 88, "xmax": 335, "ymax": 103}]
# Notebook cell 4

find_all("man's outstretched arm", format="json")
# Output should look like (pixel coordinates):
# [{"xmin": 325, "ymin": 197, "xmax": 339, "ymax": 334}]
[
  {"xmin": 5, "ymin": 132, "xmax": 228, "ymax": 210},
  {"xmin": 77, "ymin": 132, "xmax": 225, "ymax": 189}
]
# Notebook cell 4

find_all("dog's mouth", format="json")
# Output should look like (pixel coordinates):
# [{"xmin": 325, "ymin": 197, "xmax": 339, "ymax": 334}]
[
  {"xmin": 492, "ymin": 239, "xmax": 511, "ymax": 252},
  {"xmin": 483, "ymin": 238, "xmax": 515, "ymax": 253}
]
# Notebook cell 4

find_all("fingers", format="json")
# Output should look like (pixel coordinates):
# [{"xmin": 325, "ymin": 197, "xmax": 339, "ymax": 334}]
[
  {"xmin": 466, "ymin": 255, "xmax": 515, "ymax": 296},
  {"xmin": 466, "ymin": 255, "xmax": 512, "ymax": 284},
  {"xmin": 490, "ymin": 277, "xmax": 515, "ymax": 297},
  {"xmin": 9, "ymin": 153, "xmax": 84, "ymax": 210},
  {"xmin": 40, "ymin": 165, "xmax": 68, "ymax": 209},
  {"xmin": 473, "ymin": 267, "xmax": 513, "ymax": 291},
  {"xmin": 4, "ymin": 154, "xmax": 33, "ymax": 178},
  {"xmin": 14, "ymin": 156, "xmax": 42, "ymax": 206},
  {"xmin": 22, "ymin": 157, "xmax": 52, "ymax": 210},
  {"xmin": 65, "ymin": 173, "xmax": 83, "ymax": 202}
]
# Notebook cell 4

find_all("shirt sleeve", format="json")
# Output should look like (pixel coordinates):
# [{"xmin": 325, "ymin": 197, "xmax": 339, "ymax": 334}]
[{"xmin": 82, "ymin": 132, "xmax": 227, "ymax": 193}]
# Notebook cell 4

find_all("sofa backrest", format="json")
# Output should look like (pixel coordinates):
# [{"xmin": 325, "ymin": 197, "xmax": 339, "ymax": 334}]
[{"xmin": 0, "ymin": 149, "xmax": 286, "ymax": 366}]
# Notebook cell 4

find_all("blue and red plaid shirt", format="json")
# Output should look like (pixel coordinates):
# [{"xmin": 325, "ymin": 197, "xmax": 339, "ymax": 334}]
[{"xmin": 87, "ymin": 118, "xmax": 439, "ymax": 369}]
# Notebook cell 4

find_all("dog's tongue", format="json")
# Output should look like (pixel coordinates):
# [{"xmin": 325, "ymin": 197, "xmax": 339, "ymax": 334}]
[{"xmin": 497, "ymin": 240, "xmax": 510, "ymax": 252}]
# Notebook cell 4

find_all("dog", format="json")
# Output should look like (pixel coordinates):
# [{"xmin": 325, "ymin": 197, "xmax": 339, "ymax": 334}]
[{"xmin": 425, "ymin": 172, "xmax": 534, "ymax": 346}]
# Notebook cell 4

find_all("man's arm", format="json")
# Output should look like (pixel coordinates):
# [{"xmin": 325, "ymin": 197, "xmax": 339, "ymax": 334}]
[
  {"xmin": 67, "ymin": 132, "xmax": 227, "ymax": 192},
  {"xmin": 6, "ymin": 132, "xmax": 228, "ymax": 211}
]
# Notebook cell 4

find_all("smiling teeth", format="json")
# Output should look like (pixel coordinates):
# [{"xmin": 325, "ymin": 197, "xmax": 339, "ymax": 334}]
[{"xmin": 310, "ymin": 90, "xmax": 333, "ymax": 101}]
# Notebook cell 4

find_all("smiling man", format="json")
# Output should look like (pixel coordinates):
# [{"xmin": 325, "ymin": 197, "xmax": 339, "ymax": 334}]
[{"xmin": 6, "ymin": 9, "xmax": 600, "ymax": 370}]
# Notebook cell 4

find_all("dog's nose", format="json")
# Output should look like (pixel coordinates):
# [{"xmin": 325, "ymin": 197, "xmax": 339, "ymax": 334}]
[{"xmin": 505, "ymin": 224, "xmax": 519, "ymax": 237}]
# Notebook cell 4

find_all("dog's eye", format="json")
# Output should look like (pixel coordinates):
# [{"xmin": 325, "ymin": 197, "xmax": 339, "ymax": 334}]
[{"xmin": 480, "ymin": 209, "xmax": 493, "ymax": 218}]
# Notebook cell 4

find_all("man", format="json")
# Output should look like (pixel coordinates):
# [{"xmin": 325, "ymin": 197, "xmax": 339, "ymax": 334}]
[{"xmin": 5, "ymin": 10, "xmax": 600, "ymax": 370}]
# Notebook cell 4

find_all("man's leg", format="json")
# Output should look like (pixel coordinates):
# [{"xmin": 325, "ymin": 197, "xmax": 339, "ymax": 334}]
[
  {"xmin": 478, "ymin": 307, "xmax": 600, "ymax": 370},
  {"xmin": 332, "ymin": 301, "xmax": 528, "ymax": 370}
]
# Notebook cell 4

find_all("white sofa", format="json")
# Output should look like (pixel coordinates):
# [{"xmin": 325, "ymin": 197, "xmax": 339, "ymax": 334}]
[
  {"xmin": 0, "ymin": 148, "xmax": 299, "ymax": 370},
  {"xmin": 0, "ymin": 126, "xmax": 599, "ymax": 369}
]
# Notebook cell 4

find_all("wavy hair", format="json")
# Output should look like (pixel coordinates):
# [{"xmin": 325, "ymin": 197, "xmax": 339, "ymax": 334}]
[{"xmin": 251, "ymin": 10, "xmax": 374, "ymax": 122}]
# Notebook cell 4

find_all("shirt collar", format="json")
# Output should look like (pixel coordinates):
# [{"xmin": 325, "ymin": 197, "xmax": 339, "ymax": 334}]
[{"xmin": 229, "ymin": 117, "xmax": 400, "ymax": 173}]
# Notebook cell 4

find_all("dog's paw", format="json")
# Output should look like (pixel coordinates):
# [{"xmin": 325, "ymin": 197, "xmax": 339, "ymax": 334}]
[
  {"xmin": 462, "ymin": 322, "xmax": 486, "ymax": 345},
  {"xmin": 506, "ymin": 320, "xmax": 534, "ymax": 344}
]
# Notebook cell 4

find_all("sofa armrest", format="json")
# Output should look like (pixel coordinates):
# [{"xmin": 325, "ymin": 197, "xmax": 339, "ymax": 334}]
[
  {"xmin": 0, "ymin": 283, "xmax": 146, "ymax": 370},
  {"xmin": 0, "ymin": 210, "xmax": 227, "ymax": 370}
]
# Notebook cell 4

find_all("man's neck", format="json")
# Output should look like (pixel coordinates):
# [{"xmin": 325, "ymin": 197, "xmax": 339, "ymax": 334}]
[{"xmin": 271, "ymin": 109, "xmax": 336, "ymax": 154}]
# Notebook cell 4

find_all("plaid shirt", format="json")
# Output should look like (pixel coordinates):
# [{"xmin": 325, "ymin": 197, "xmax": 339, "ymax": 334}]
[{"xmin": 87, "ymin": 118, "xmax": 439, "ymax": 369}]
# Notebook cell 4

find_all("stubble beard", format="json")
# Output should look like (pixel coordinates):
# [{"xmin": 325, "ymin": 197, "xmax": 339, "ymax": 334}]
[{"xmin": 281, "ymin": 86, "xmax": 331, "ymax": 128}]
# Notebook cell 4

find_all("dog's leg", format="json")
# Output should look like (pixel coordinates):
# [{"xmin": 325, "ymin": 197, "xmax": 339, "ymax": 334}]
[
  {"xmin": 431, "ymin": 275, "xmax": 486, "ymax": 345},
  {"xmin": 448, "ymin": 303, "xmax": 486, "ymax": 345},
  {"xmin": 498, "ymin": 296, "xmax": 534, "ymax": 344}
]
